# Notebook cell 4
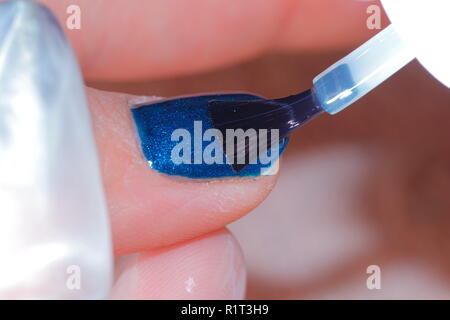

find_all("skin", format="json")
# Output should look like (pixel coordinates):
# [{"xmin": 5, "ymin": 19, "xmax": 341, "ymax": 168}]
[{"xmin": 35, "ymin": 0, "xmax": 383, "ymax": 299}]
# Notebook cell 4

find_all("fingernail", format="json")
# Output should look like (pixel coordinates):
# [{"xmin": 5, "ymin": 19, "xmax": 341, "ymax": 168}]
[{"xmin": 131, "ymin": 94, "xmax": 287, "ymax": 179}]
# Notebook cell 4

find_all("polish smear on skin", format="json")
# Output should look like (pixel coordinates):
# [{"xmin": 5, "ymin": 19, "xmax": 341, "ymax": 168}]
[{"xmin": 131, "ymin": 94, "xmax": 288, "ymax": 179}]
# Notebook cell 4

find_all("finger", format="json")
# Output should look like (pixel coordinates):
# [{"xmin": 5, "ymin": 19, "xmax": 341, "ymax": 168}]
[
  {"xmin": 39, "ymin": 0, "xmax": 382, "ymax": 80},
  {"xmin": 87, "ymin": 87, "xmax": 279, "ymax": 255},
  {"xmin": 112, "ymin": 229, "xmax": 246, "ymax": 299}
]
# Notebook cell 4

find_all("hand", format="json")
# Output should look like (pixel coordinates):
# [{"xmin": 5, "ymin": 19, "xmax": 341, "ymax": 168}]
[{"xmin": 39, "ymin": 0, "xmax": 383, "ymax": 299}]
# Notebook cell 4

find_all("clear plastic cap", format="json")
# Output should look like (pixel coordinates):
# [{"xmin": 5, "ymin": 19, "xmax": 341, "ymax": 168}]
[{"xmin": 312, "ymin": 25, "xmax": 414, "ymax": 114}]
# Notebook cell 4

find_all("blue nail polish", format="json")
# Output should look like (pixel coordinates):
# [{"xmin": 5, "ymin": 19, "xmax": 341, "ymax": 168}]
[{"xmin": 131, "ymin": 94, "xmax": 289, "ymax": 179}]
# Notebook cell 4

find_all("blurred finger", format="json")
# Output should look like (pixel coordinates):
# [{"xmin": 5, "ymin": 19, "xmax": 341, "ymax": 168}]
[
  {"xmin": 112, "ymin": 229, "xmax": 246, "ymax": 299},
  {"xmin": 39, "ymin": 0, "xmax": 383, "ymax": 80}
]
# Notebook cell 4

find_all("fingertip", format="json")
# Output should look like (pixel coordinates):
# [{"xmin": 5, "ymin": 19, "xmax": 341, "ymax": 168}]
[
  {"xmin": 112, "ymin": 229, "xmax": 247, "ymax": 299},
  {"xmin": 85, "ymin": 87, "xmax": 280, "ymax": 254}
]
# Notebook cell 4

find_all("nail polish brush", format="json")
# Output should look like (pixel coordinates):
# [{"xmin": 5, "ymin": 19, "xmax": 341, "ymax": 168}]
[
  {"xmin": 208, "ymin": 24, "xmax": 415, "ymax": 172},
  {"xmin": 208, "ymin": 0, "xmax": 450, "ymax": 172}
]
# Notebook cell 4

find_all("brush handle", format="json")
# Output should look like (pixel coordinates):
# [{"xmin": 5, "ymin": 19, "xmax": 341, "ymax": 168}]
[{"xmin": 312, "ymin": 24, "xmax": 415, "ymax": 115}]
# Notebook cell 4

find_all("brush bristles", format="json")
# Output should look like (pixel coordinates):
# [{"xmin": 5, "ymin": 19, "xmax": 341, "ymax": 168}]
[{"xmin": 208, "ymin": 89, "xmax": 322, "ymax": 172}]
